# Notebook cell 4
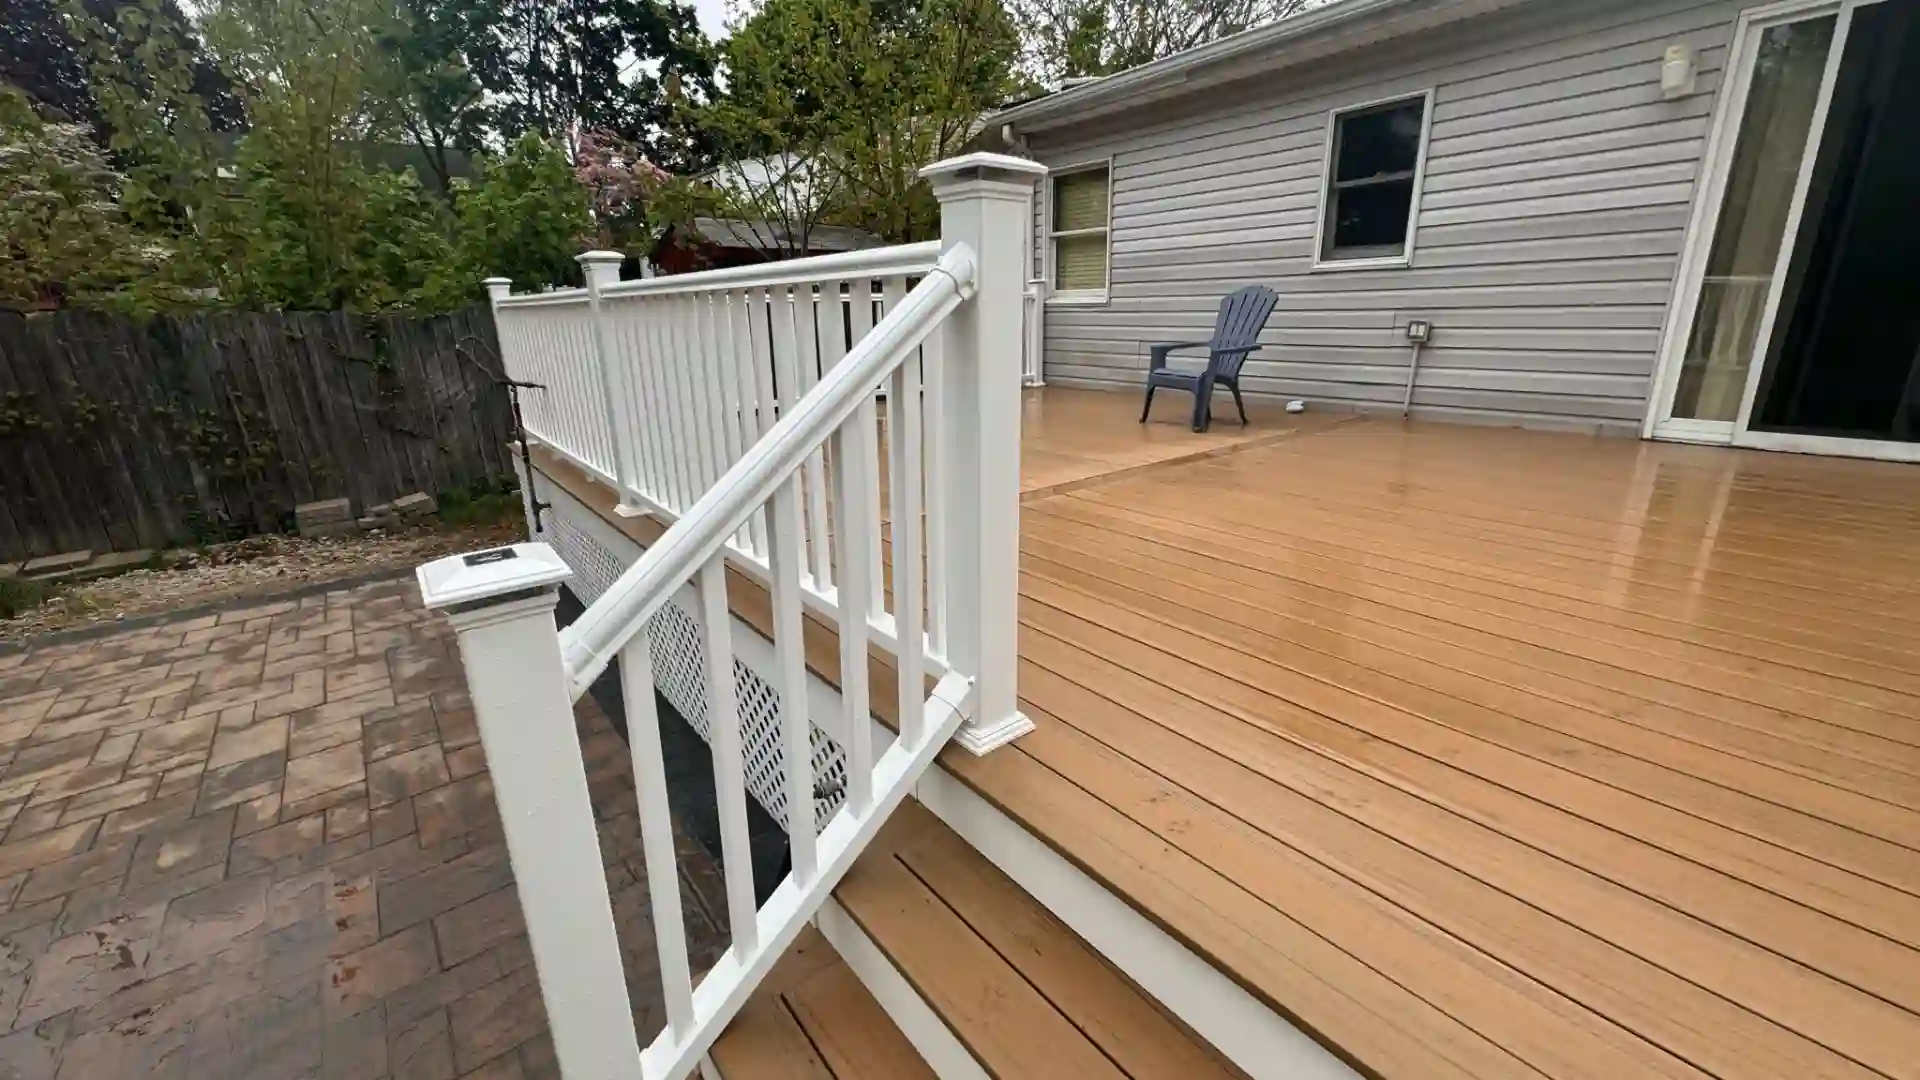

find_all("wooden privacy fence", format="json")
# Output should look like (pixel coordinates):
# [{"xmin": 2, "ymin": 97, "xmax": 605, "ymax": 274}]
[{"xmin": 0, "ymin": 305, "xmax": 516, "ymax": 563}]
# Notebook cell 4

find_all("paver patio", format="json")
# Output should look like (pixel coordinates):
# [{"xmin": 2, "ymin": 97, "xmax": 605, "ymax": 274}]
[{"xmin": 0, "ymin": 575, "xmax": 725, "ymax": 1080}]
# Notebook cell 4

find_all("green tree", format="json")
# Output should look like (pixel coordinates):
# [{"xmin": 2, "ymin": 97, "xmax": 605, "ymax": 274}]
[
  {"xmin": 709, "ymin": 0, "xmax": 1021, "ymax": 245},
  {"xmin": 68, "ymin": 0, "xmax": 468, "ymax": 311},
  {"xmin": 373, "ymin": 0, "xmax": 491, "ymax": 197},
  {"xmin": 4, "ymin": 0, "xmax": 240, "ymax": 134},
  {"xmin": 471, "ymin": 0, "xmax": 719, "ymax": 172},
  {"xmin": 65, "ymin": 0, "xmax": 241, "ymax": 306},
  {"xmin": 198, "ymin": 0, "xmax": 396, "ymax": 307},
  {"xmin": 1008, "ymin": 0, "xmax": 1324, "ymax": 84},
  {"xmin": 0, "ymin": 83, "xmax": 154, "ymax": 309},
  {"xmin": 453, "ymin": 130, "xmax": 592, "ymax": 293}
]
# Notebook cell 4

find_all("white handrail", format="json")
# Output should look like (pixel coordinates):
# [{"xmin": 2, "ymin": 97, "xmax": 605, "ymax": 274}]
[
  {"xmin": 436, "ymin": 154, "xmax": 1040, "ymax": 1080},
  {"xmin": 556, "ymin": 242, "xmax": 978, "ymax": 698},
  {"xmin": 495, "ymin": 288, "xmax": 589, "ymax": 309},
  {"xmin": 600, "ymin": 241, "xmax": 942, "ymax": 299}
]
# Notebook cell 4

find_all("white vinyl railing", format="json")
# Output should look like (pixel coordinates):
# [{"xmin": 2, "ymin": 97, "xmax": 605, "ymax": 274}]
[
  {"xmin": 427, "ymin": 154, "xmax": 1047, "ymax": 1080},
  {"xmin": 493, "ymin": 244, "xmax": 956, "ymax": 667},
  {"xmin": 490, "ymin": 292, "xmax": 619, "ymax": 480}
]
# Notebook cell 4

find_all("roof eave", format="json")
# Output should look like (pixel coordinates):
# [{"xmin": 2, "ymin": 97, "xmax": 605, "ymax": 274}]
[{"xmin": 994, "ymin": 0, "xmax": 1525, "ymax": 134}]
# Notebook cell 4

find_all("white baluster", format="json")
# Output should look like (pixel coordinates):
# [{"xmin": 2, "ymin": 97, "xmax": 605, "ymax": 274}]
[
  {"xmin": 616, "ymin": 627, "xmax": 695, "ymax": 1037},
  {"xmin": 655, "ymin": 297, "xmax": 695, "ymax": 512},
  {"xmin": 880, "ymin": 275, "xmax": 906, "ymax": 322},
  {"xmin": 767, "ymin": 294, "xmax": 815, "ymax": 587},
  {"xmin": 887, "ymin": 355, "xmax": 926, "ymax": 746},
  {"xmin": 676, "ymin": 296, "xmax": 718, "ymax": 499},
  {"xmin": 698, "ymin": 557, "xmax": 760, "ymax": 954},
  {"xmin": 921, "ymin": 329, "xmax": 948, "ymax": 660},
  {"xmin": 794, "ymin": 285, "xmax": 835, "ymax": 593},
  {"xmin": 816, "ymin": 279, "xmax": 850, "ymax": 374},
  {"xmin": 692, "ymin": 295, "xmax": 731, "ymax": 507},
  {"xmin": 709, "ymin": 294, "xmax": 752, "ymax": 552},
  {"xmin": 727, "ymin": 291, "xmax": 768, "ymax": 557},
  {"xmin": 767, "ymin": 477, "xmax": 818, "ymax": 881},
  {"xmin": 832, "ymin": 404, "xmax": 877, "ymax": 813},
  {"xmin": 847, "ymin": 276, "xmax": 876, "ymax": 349},
  {"xmin": 744, "ymin": 289, "xmax": 780, "ymax": 553},
  {"xmin": 624, "ymin": 305, "xmax": 670, "ymax": 509},
  {"xmin": 580, "ymin": 251, "xmax": 640, "ymax": 507},
  {"xmin": 710, "ymin": 294, "xmax": 746, "ymax": 484}
]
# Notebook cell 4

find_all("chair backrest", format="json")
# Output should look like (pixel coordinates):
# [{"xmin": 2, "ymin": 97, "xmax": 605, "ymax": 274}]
[{"xmin": 1209, "ymin": 285, "xmax": 1277, "ymax": 380}]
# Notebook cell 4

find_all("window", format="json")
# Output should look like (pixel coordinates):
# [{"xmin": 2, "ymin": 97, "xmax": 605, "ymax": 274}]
[
  {"xmin": 1316, "ymin": 93, "xmax": 1432, "ymax": 266},
  {"xmin": 1049, "ymin": 164, "xmax": 1111, "ymax": 299}
]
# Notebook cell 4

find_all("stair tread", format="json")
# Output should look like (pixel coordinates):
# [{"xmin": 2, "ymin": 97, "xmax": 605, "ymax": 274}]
[
  {"xmin": 834, "ymin": 801, "xmax": 1244, "ymax": 1080},
  {"xmin": 712, "ymin": 927, "xmax": 936, "ymax": 1080}
]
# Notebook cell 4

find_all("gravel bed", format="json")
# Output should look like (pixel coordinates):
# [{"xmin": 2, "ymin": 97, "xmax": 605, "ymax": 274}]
[{"xmin": 1, "ymin": 521, "xmax": 523, "ymax": 643}]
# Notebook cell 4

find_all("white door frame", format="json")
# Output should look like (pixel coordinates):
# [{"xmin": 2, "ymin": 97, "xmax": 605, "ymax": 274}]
[{"xmin": 1644, "ymin": 0, "xmax": 1917, "ymax": 461}]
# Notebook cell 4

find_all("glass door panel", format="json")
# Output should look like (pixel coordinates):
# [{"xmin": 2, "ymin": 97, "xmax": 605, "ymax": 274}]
[
  {"xmin": 1748, "ymin": 0, "xmax": 1920, "ymax": 444},
  {"xmin": 1671, "ymin": 14, "xmax": 1838, "ymax": 422}
]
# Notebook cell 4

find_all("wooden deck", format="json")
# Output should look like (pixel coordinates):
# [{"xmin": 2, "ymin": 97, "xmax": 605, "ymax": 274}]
[
  {"xmin": 996, "ymin": 398, "xmax": 1920, "ymax": 1080},
  {"xmin": 535, "ymin": 387, "xmax": 1920, "ymax": 1080}
]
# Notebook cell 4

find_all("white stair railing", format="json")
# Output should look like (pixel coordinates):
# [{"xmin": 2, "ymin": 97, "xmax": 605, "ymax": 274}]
[
  {"xmin": 492, "ymin": 242, "xmax": 955, "ymax": 677},
  {"xmin": 419, "ymin": 155, "xmax": 1046, "ymax": 1080}
]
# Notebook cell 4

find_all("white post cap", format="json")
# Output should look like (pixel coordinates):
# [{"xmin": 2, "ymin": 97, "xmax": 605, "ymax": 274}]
[
  {"xmin": 417, "ymin": 542, "xmax": 573, "ymax": 610},
  {"xmin": 919, "ymin": 152, "xmax": 1048, "ymax": 185},
  {"xmin": 576, "ymin": 250, "xmax": 625, "ymax": 291},
  {"xmin": 482, "ymin": 277, "xmax": 514, "ymax": 304}
]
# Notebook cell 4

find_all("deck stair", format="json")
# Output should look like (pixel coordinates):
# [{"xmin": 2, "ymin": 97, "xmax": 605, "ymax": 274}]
[{"xmin": 712, "ymin": 802, "xmax": 1243, "ymax": 1080}]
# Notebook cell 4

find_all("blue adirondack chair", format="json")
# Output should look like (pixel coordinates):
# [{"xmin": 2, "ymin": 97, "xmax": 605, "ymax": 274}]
[{"xmin": 1139, "ymin": 285, "xmax": 1278, "ymax": 433}]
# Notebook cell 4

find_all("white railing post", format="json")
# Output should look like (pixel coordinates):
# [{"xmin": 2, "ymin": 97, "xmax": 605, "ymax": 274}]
[
  {"xmin": 921, "ymin": 152, "xmax": 1046, "ymax": 754},
  {"xmin": 483, "ymin": 276, "xmax": 514, "ymax": 309},
  {"xmin": 416, "ymin": 543, "xmax": 644, "ymax": 1080},
  {"xmin": 580, "ymin": 250, "xmax": 645, "ymax": 514}
]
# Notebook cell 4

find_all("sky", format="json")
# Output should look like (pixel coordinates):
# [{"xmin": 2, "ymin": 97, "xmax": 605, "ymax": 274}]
[{"xmin": 691, "ymin": 0, "xmax": 733, "ymax": 40}]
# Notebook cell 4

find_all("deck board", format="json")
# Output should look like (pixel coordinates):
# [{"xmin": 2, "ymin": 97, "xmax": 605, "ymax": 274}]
[
  {"xmin": 531, "ymin": 388, "xmax": 1920, "ymax": 1080},
  {"xmin": 1010, "ymin": 414, "xmax": 1920, "ymax": 1080}
]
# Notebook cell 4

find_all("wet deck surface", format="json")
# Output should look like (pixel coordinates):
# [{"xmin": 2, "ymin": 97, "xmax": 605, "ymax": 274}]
[{"xmin": 1002, "ymin": 412, "xmax": 1920, "ymax": 1079}]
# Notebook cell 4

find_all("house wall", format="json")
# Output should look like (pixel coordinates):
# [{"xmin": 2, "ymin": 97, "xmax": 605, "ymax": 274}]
[{"xmin": 1023, "ymin": 0, "xmax": 1750, "ymax": 432}]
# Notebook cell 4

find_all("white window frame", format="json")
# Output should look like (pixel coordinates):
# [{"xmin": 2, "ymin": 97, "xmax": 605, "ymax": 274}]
[
  {"xmin": 1045, "ymin": 158, "xmax": 1114, "ymax": 306},
  {"xmin": 1310, "ymin": 88, "xmax": 1436, "ymax": 272}
]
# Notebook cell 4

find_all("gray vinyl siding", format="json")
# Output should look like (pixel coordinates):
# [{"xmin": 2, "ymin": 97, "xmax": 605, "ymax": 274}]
[{"xmin": 1026, "ymin": 0, "xmax": 1745, "ymax": 432}]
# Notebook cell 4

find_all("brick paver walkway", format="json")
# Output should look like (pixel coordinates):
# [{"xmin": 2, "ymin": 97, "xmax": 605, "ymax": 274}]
[{"xmin": 0, "ymin": 576, "xmax": 725, "ymax": 1080}]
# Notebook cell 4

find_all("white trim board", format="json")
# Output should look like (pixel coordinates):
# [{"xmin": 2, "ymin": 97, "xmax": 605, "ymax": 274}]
[{"xmin": 914, "ymin": 766, "xmax": 1361, "ymax": 1080}]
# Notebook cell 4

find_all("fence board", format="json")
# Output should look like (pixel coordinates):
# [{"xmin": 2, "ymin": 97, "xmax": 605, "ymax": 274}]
[{"xmin": 0, "ymin": 305, "xmax": 513, "ymax": 562}]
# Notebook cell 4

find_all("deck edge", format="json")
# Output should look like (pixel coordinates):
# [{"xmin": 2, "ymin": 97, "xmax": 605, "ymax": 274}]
[{"xmin": 915, "ymin": 764, "xmax": 1361, "ymax": 1080}]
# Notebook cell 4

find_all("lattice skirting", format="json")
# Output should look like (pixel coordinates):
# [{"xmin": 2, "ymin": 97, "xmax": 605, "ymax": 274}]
[{"xmin": 526, "ymin": 461, "xmax": 848, "ymax": 833}]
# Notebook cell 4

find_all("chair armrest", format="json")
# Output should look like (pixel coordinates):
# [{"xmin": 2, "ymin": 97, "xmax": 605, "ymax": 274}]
[{"xmin": 1148, "ymin": 341, "xmax": 1214, "ymax": 369}]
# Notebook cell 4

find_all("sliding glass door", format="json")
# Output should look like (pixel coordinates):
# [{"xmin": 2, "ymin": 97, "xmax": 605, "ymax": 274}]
[{"xmin": 1650, "ymin": 0, "xmax": 1920, "ymax": 461}]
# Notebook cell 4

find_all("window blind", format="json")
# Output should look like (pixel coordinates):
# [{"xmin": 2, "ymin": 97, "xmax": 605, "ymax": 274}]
[
  {"xmin": 1052, "ymin": 168, "xmax": 1110, "ymax": 292},
  {"xmin": 1055, "ymin": 234, "xmax": 1108, "ymax": 292},
  {"xmin": 1053, "ymin": 169, "xmax": 1109, "ymax": 232}
]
